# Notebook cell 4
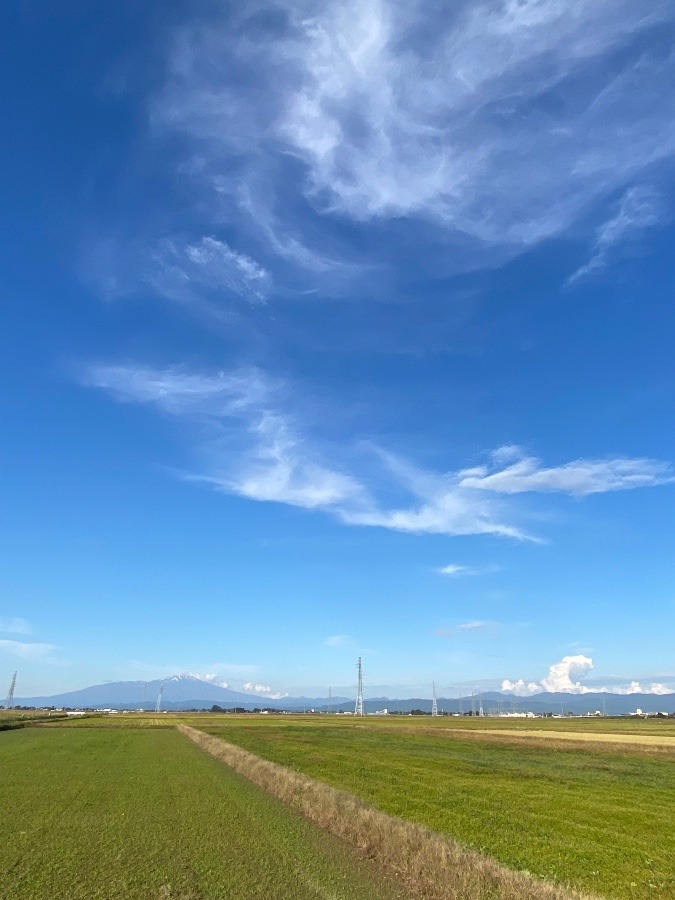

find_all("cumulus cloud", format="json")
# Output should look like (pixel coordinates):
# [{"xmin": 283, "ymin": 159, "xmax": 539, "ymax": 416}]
[
  {"xmin": 151, "ymin": 0, "xmax": 675, "ymax": 280},
  {"xmin": 84, "ymin": 364, "xmax": 674, "ymax": 540},
  {"xmin": 503, "ymin": 654, "xmax": 594, "ymax": 694},
  {"xmin": 604, "ymin": 680, "xmax": 672, "ymax": 696},
  {"xmin": 503, "ymin": 656, "xmax": 675, "ymax": 695},
  {"xmin": 568, "ymin": 186, "xmax": 668, "ymax": 283},
  {"xmin": 242, "ymin": 681, "xmax": 288, "ymax": 699},
  {"xmin": 0, "ymin": 617, "xmax": 32, "ymax": 635}
]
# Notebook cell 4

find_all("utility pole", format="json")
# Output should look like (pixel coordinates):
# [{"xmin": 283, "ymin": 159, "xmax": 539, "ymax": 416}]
[
  {"xmin": 4, "ymin": 671, "xmax": 17, "ymax": 709},
  {"xmin": 354, "ymin": 657, "xmax": 364, "ymax": 716}
]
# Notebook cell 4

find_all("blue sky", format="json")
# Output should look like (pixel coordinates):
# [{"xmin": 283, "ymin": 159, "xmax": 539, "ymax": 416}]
[{"xmin": 2, "ymin": 0, "xmax": 675, "ymax": 700}]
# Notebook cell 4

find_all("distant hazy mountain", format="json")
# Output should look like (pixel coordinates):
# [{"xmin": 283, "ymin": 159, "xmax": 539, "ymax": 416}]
[
  {"xmin": 14, "ymin": 675, "xmax": 674, "ymax": 714},
  {"xmin": 326, "ymin": 691, "xmax": 675, "ymax": 716},
  {"xmin": 15, "ymin": 674, "xmax": 350, "ymax": 711}
]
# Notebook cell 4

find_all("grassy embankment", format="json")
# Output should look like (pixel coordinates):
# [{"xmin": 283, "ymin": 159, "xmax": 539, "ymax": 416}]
[
  {"xmin": 198, "ymin": 719, "xmax": 675, "ymax": 900},
  {"xmin": 0, "ymin": 726, "xmax": 406, "ymax": 900}
]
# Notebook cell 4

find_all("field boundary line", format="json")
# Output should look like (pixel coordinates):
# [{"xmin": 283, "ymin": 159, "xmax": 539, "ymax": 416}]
[{"xmin": 178, "ymin": 724, "xmax": 597, "ymax": 900}]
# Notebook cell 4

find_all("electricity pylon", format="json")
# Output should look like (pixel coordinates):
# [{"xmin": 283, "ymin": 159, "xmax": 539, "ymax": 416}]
[
  {"xmin": 354, "ymin": 657, "xmax": 364, "ymax": 716},
  {"xmin": 4, "ymin": 671, "xmax": 17, "ymax": 709}
]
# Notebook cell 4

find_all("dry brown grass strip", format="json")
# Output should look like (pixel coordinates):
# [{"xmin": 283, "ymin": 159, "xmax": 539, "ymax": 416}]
[
  {"xmin": 179, "ymin": 724, "xmax": 597, "ymax": 900},
  {"xmin": 372, "ymin": 725, "xmax": 675, "ymax": 758}
]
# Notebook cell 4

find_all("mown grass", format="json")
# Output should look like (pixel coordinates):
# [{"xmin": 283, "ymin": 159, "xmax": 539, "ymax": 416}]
[
  {"xmin": 200, "ymin": 721, "xmax": 675, "ymax": 900},
  {"xmin": 183, "ymin": 725, "xmax": 590, "ymax": 900},
  {"xmin": 55, "ymin": 711, "xmax": 675, "ymax": 738},
  {"xmin": 0, "ymin": 727, "xmax": 406, "ymax": 899},
  {"xmin": 0, "ymin": 710, "xmax": 72, "ymax": 731}
]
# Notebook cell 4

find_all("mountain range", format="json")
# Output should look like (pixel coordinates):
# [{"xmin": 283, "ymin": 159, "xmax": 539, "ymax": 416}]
[{"xmin": 13, "ymin": 674, "xmax": 675, "ymax": 715}]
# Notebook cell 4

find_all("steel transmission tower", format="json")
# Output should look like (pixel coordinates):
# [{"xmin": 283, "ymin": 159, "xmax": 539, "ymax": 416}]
[
  {"xmin": 5, "ymin": 671, "xmax": 17, "ymax": 709},
  {"xmin": 155, "ymin": 683, "xmax": 164, "ymax": 713},
  {"xmin": 431, "ymin": 680, "xmax": 438, "ymax": 717},
  {"xmin": 354, "ymin": 657, "xmax": 364, "ymax": 716}
]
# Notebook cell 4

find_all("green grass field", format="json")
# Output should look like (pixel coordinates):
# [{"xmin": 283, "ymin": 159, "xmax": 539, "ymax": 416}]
[
  {"xmin": 0, "ymin": 727, "xmax": 404, "ymax": 900},
  {"xmin": 200, "ymin": 719, "xmax": 675, "ymax": 900}
]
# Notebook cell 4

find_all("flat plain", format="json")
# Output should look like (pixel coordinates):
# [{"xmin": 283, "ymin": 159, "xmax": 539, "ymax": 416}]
[
  {"xmin": 4, "ymin": 714, "xmax": 673, "ymax": 899},
  {"xmin": 0, "ymin": 726, "xmax": 405, "ymax": 900},
  {"xmin": 199, "ymin": 716, "xmax": 675, "ymax": 900}
]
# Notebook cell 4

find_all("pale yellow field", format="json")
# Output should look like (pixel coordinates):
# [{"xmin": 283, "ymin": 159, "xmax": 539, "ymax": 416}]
[{"xmin": 457, "ymin": 727, "xmax": 675, "ymax": 748}]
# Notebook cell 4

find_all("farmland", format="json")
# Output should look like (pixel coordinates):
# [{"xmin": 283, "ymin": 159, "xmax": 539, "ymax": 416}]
[
  {"xmin": 199, "ymin": 717, "xmax": 675, "ymax": 899},
  {"xmin": 2, "ymin": 713, "xmax": 673, "ymax": 899},
  {"xmin": 0, "ymin": 726, "xmax": 405, "ymax": 899}
]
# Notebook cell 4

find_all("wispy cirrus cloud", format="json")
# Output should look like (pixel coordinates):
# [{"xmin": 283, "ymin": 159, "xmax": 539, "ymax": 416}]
[
  {"xmin": 0, "ymin": 640, "xmax": 58, "ymax": 661},
  {"xmin": 437, "ymin": 564, "xmax": 479, "ymax": 577},
  {"xmin": 0, "ymin": 617, "xmax": 32, "ymax": 635},
  {"xmin": 149, "ymin": 0, "xmax": 675, "ymax": 285},
  {"xmin": 435, "ymin": 620, "xmax": 498, "ymax": 637},
  {"xmin": 457, "ymin": 446, "xmax": 674, "ymax": 496},
  {"xmin": 146, "ymin": 236, "xmax": 272, "ymax": 305},
  {"xmin": 323, "ymin": 634, "xmax": 353, "ymax": 647},
  {"xmin": 89, "ymin": 234, "xmax": 272, "ymax": 315},
  {"xmin": 83, "ymin": 363, "xmax": 674, "ymax": 541},
  {"xmin": 568, "ymin": 186, "xmax": 668, "ymax": 284}
]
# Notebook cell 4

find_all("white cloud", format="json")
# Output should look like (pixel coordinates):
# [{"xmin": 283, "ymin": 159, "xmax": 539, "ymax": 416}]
[
  {"xmin": 184, "ymin": 672, "xmax": 229, "ymax": 688},
  {"xmin": 437, "ymin": 564, "xmax": 478, "ymax": 576},
  {"xmin": 324, "ymin": 634, "xmax": 352, "ymax": 646},
  {"xmin": 540, "ymin": 654, "xmax": 594, "ymax": 692},
  {"xmin": 154, "ymin": 0, "xmax": 675, "ymax": 273},
  {"xmin": 568, "ymin": 186, "xmax": 667, "ymax": 283},
  {"xmin": 604, "ymin": 680, "xmax": 673, "ymax": 696},
  {"xmin": 458, "ymin": 446, "xmax": 673, "ymax": 496},
  {"xmin": 145, "ymin": 236, "xmax": 271, "ymax": 305},
  {"xmin": 0, "ymin": 640, "xmax": 57, "ymax": 661},
  {"xmin": 242, "ymin": 681, "xmax": 288, "ymax": 700},
  {"xmin": 501, "ymin": 678, "xmax": 541, "ymax": 695},
  {"xmin": 436, "ymin": 620, "xmax": 498, "ymax": 636},
  {"xmin": 502, "ymin": 655, "xmax": 594, "ymax": 694},
  {"xmin": 646, "ymin": 683, "xmax": 671, "ymax": 696},
  {"xmin": 85, "ymin": 364, "xmax": 674, "ymax": 541},
  {"xmin": 0, "ymin": 618, "xmax": 32, "ymax": 635},
  {"xmin": 502, "ymin": 656, "xmax": 675, "ymax": 695}
]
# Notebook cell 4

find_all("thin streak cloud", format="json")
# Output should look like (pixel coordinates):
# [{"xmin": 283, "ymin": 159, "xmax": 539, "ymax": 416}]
[{"xmin": 84, "ymin": 363, "xmax": 674, "ymax": 541}]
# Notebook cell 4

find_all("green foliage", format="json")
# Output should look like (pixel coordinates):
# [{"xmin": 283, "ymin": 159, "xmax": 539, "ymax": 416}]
[
  {"xmin": 0, "ymin": 727, "xmax": 403, "ymax": 899},
  {"xmin": 202, "ymin": 721, "xmax": 675, "ymax": 900}
]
